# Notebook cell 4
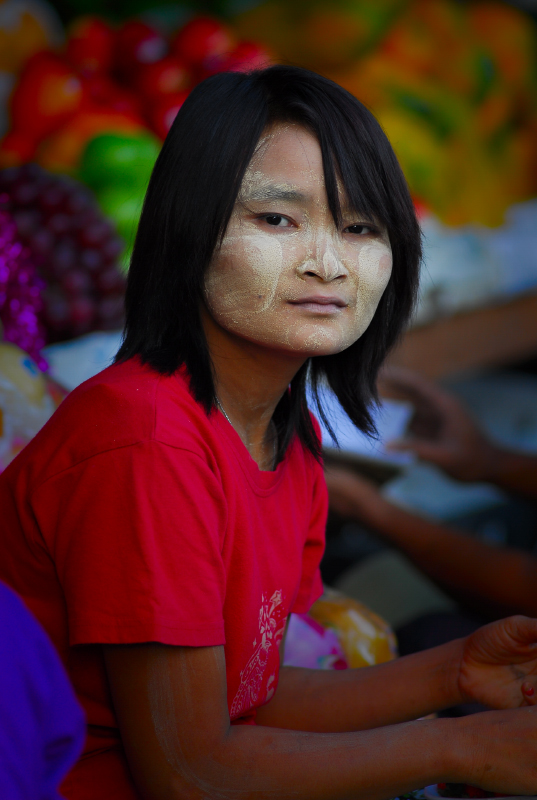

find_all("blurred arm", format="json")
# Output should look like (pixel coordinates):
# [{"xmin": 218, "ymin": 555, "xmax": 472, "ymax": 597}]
[{"xmin": 325, "ymin": 466, "xmax": 537, "ymax": 619}]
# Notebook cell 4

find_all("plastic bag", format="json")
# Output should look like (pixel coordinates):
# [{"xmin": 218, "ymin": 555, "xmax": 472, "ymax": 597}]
[
  {"xmin": 309, "ymin": 586, "xmax": 398, "ymax": 668},
  {"xmin": 0, "ymin": 342, "xmax": 60, "ymax": 471}
]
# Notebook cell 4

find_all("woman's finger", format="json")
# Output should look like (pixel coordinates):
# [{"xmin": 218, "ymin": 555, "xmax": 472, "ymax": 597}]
[{"xmin": 522, "ymin": 682, "xmax": 537, "ymax": 706}]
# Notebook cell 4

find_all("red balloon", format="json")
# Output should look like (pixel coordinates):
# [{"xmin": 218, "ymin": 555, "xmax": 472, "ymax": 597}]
[
  {"xmin": 0, "ymin": 130, "xmax": 38, "ymax": 168},
  {"xmin": 171, "ymin": 16, "xmax": 236, "ymax": 71},
  {"xmin": 10, "ymin": 52, "xmax": 84, "ymax": 141},
  {"xmin": 224, "ymin": 41, "xmax": 273, "ymax": 73},
  {"xmin": 81, "ymin": 74, "xmax": 142, "ymax": 117},
  {"xmin": 135, "ymin": 55, "xmax": 191, "ymax": 99},
  {"xmin": 148, "ymin": 91, "xmax": 189, "ymax": 140},
  {"xmin": 115, "ymin": 20, "xmax": 168, "ymax": 79},
  {"xmin": 201, "ymin": 40, "xmax": 274, "ymax": 77},
  {"xmin": 65, "ymin": 16, "xmax": 115, "ymax": 75}
]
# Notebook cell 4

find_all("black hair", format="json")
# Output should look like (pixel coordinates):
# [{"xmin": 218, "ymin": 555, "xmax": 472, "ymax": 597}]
[{"xmin": 116, "ymin": 64, "xmax": 421, "ymax": 462}]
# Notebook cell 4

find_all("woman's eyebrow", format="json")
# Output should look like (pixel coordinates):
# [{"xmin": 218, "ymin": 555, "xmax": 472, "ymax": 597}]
[{"xmin": 239, "ymin": 185, "xmax": 306, "ymax": 203}]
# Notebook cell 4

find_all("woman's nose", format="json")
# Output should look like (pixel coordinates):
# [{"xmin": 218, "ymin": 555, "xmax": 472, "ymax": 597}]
[{"xmin": 297, "ymin": 238, "xmax": 347, "ymax": 282}]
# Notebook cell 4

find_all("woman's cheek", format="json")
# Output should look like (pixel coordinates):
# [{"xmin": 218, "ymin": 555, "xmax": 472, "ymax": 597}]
[
  {"xmin": 243, "ymin": 236, "xmax": 285, "ymax": 311},
  {"xmin": 348, "ymin": 245, "xmax": 392, "ymax": 334},
  {"xmin": 356, "ymin": 245, "xmax": 392, "ymax": 303},
  {"xmin": 204, "ymin": 235, "xmax": 287, "ymax": 332}
]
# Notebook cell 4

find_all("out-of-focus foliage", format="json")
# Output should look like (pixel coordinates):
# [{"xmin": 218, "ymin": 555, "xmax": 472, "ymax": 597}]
[{"xmin": 235, "ymin": 0, "xmax": 537, "ymax": 226}]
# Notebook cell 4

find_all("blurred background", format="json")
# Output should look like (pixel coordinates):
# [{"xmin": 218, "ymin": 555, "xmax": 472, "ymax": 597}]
[{"xmin": 1, "ymin": 0, "xmax": 537, "ymax": 607}]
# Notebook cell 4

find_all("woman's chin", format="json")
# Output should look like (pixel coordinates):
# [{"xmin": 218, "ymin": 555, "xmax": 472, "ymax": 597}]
[{"xmin": 270, "ymin": 336, "xmax": 358, "ymax": 360}]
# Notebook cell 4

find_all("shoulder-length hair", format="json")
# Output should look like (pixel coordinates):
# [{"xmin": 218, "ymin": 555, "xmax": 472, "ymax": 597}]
[{"xmin": 116, "ymin": 64, "xmax": 421, "ymax": 462}]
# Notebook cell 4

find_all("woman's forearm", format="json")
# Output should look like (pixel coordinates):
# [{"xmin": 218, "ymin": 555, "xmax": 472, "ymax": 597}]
[
  {"xmin": 146, "ymin": 704, "xmax": 537, "ymax": 800},
  {"xmin": 108, "ymin": 642, "xmax": 461, "ymax": 800},
  {"xmin": 483, "ymin": 447, "xmax": 537, "ymax": 501},
  {"xmin": 106, "ymin": 638, "xmax": 537, "ymax": 800},
  {"xmin": 257, "ymin": 637, "xmax": 463, "ymax": 732},
  {"xmin": 209, "ymin": 715, "xmax": 456, "ymax": 800},
  {"xmin": 368, "ymin": 500, "xmax": 537, "ymax": 618}
]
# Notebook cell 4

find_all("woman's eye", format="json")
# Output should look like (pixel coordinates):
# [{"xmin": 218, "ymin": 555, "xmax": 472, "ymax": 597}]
[
  {"xmin": 345, "ymin": 223, "xmax": 374, "ymax": 235},
  {"xmin": 262, "ymin": 215, "xmax": 292, "ymax": 227}
]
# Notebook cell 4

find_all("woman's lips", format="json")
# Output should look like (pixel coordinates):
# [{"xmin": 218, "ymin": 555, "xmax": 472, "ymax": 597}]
[{"xmin": 288, "ymin": 296, "xmax": 347, "ymax": 313}]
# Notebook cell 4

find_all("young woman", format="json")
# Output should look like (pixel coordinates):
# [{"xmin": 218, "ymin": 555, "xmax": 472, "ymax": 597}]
[{"xmin": 1, "ymin": 65, "xmax": 537, "ymax": 800}]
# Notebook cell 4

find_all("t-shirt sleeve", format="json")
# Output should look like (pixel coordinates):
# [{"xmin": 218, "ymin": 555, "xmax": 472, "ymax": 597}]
[
  {"xmin": 32, "ymin": 441, "xmax": 229, "ymax": 647},
  {"xmin": 291, "ymin": 456, "xmax": 327, "ymax": 615}
]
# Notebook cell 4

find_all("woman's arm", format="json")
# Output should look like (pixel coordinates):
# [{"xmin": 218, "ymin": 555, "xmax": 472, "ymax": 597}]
[
  {"xmin": 104, "ymin": 622, "xmax": 537, "ymax": 800},
  {"xmin": 325, "ymin": 466, "xmax": 537, "ymax": 618},
  {"xmin": 257, "ymin": 636, "xmax": 460, "ymax": 731},
  {"xmin": 483, "ymin": 448, "xmax": 537, "ymax": 500}
]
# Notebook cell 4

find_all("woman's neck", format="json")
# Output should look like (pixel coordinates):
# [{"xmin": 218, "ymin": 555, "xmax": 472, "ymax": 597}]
[
  {"xmin": 215, "ymin": 393, "xmax": 279, "ymax": 471},
  {"xmin": 201, "ymin": 307, "xmax": 306, "ymax": 470}
]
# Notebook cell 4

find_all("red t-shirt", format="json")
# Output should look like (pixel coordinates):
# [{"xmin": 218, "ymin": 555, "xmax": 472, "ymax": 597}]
[{"xmin": 0, "ymin": 358, "xmax": 326, "ymax": 799}]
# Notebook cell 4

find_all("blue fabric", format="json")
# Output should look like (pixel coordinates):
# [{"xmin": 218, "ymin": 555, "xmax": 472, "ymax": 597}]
[{"xmin": 0, "ymin": 581, "xmax": 85, "ymax": 799}]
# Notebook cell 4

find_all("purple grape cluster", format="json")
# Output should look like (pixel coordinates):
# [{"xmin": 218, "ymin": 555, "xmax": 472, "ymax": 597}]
[
  {"xmin": 0, "ymin": 208, "xmax": 47, "ymax": 369},
  {"xmin": 0, "ymin": 163, "xmax": 126, "ymax": 343}
]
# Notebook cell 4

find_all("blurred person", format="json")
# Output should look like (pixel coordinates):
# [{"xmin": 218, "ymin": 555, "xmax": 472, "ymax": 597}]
[
  {"xmin": 325, "ymin": 367, "xmax": 537, "ymax": 626},
  {"xmin": 0, "ymin": 580, "xmax": 84, "ymax": 799}
]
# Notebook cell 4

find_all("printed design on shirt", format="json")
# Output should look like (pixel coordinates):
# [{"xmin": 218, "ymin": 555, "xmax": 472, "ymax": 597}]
[{"xmin": 230, "ymin": 589, "xmax": 287, "ymax": 719}]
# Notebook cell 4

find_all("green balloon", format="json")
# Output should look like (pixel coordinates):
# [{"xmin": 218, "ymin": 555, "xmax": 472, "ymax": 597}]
[
  {"xmin": 79, "ymin": 132, "xmax": 160, "ymax": 193},
  {"xmin": 119, "ymin": 245, "xmax": 133, "ymax": 275},
  {"xmin": 97, "ymin": 185, "xmax": 144, "ymax": 257}
]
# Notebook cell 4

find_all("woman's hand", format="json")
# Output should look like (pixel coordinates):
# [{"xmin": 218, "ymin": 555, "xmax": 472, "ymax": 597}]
[
  {"xmin": 447, "ymin": 618, "xmax": 537, "ymax": 795},
  {"xmin": 457, "ymin": 615, "xmax": 537, "ymax": 709},
  {"xmin": 452, "ymin": 706, "xmax": 537, "ymax": 796}
]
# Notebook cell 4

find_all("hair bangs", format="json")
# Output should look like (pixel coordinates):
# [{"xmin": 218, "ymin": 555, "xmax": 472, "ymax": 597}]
[{"xmin": 264, "ymin": 76, "xmax": 399, "ymax": 238}]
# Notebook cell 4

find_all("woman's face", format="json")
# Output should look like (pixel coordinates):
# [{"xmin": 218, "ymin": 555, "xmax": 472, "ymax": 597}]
[{"xmin": 203, "ymin": 123, "xmax": 392, "ymax": 359}]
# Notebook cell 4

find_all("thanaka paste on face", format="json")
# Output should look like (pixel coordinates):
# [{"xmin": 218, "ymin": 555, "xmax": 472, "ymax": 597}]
[{"xmin": 203, "ymin": 124, "xmax": 392, "ymax": 357}]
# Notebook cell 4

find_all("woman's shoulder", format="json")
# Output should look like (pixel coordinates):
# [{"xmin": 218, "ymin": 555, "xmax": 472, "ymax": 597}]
[
  {"xmin": 57, "ymin": 357, "xmax": 186, "ymax": 442},
  {"xmin": 66, "ymin": 357, "xmax": 202, "ymax": 422},
  {"xmin": 8, "ymin": 359, "xmax": 213, "ymax": 486}
]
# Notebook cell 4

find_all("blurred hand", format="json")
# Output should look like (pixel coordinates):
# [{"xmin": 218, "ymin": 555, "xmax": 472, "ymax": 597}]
[{"xmin": 379, "ymin": 367, "xmax": 499, "ymax": 482}]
